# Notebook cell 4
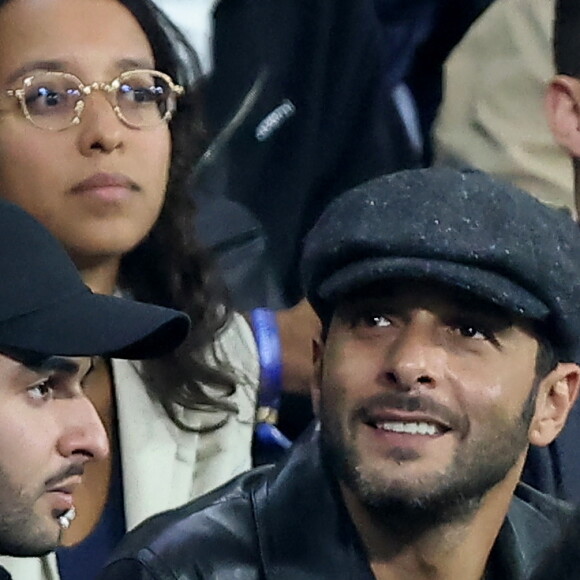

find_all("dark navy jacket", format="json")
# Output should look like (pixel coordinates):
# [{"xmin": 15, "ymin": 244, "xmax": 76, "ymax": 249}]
[
  {"xmin": 205, "ymin": 0, "xmax": 418, "ymax": 304},
  {"xmin": 524, "ymin": 399, "xmax": 580, "ymax": 503}
]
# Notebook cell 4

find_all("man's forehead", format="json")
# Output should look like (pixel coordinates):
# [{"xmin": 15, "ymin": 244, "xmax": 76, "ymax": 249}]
[
  {"xmin": 0, "ymin": 348, "xmax": 87, "ymax": 375},
  {"xmin": 334, "ymin": 278, "xmax": 518, "ymax": 322}
]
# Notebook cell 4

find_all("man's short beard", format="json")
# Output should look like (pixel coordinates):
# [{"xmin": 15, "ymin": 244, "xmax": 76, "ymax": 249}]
[
  {"xmin": 0, "ymin": 468, "xmax": 58, "ymax": 557},
  {"xmin": 0, "ymin": 510, "xmax": 56, "ymax": 558},
  {"xmin": 320, "ymin": 382, "xmax": 539, "ymax": 538}
]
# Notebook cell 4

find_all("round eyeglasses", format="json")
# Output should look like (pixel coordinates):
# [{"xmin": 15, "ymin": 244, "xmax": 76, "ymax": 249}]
[{"xmin": 5, "ymin": 69, "xmax": 184, "ymax": 131}]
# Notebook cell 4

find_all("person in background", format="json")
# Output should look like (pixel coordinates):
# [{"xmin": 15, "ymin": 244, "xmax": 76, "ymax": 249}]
[
  {"xmin": 99, "ymin": 168, "xmax": 580, "ymax": 580},
  {"xmin": 546, "ymin": 0, "xmax": 580, "ymax": 210},
  {"xmin": 434, "ymin": 0, "xmax": 574, "ymax": 211},
  {"xmin": 0, "ymin": 199, "xmax": 189, "ymax": 580},
  {"xmin": 374, "ymin": 0, "xmax": 495, "ymax": 162},
  {"xmin": 154, "ymin": 0, "xmax": 419, "ymax": 308}
]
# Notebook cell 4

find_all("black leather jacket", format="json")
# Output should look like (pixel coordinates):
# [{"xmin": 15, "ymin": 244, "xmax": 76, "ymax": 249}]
[{"xmin": 99, "ymin": 426, "xmax": 573, "ymax": 580}]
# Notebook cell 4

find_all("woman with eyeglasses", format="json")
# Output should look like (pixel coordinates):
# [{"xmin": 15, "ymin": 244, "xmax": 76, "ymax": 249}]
[{"xmin": 0, "ymin": 0, "xmax": 262, "ymax": 579}]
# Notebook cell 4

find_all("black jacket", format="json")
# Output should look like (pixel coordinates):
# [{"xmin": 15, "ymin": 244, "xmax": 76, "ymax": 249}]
[
  {"xmin": 523, "ymin": 397, "xmax": 580, "ymax": 504},
  {"xmin": 205, "ymin": 0, "xmax": 418, "ymax": 304},
  {"xmin": 99, "ymin": 426, "xmax": 572, "ymax": 580}
]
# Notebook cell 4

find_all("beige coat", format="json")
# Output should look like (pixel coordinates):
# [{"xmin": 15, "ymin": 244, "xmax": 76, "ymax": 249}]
[
  {"xmin": 434, "ymin": 0, "xmax": 574, "ymax": 210},
  {"xmin": 0, "ymin": 314, "xmax": 259, "ymax": 579}
]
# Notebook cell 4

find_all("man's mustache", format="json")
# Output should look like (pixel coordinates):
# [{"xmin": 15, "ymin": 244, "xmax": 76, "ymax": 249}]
[
  {"xmin": 352, "ymin": 391, "xmax": 468, "ymax": 434},
  {"xmin": 44, "ymin": 463, "xmax": 85, "ymax": 490}
]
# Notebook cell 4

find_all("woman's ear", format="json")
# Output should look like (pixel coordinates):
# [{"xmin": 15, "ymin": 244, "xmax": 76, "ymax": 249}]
[
  {"xmin": 545, "ymin": 75, "xmax": 580, "ymax": 158},
  {"xmin": 529, "ymin": 362, "xmax": 580, "ymax": 446}
]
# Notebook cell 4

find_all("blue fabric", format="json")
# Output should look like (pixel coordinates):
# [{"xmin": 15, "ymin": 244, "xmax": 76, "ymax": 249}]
[
  {"xmin": 373, "ymin": 0, "xmax": 496, "ymax": 161},
  {"xmin": 251, "ymin": 308, "xmax": 283, "ymax": 410},
  {"xmin": 374, "ymin": 0, "xmax": 438, "ymax": 89},
  {"xmin": 56, "ymin": 445, "xmax": 126, "ymax": 580}
]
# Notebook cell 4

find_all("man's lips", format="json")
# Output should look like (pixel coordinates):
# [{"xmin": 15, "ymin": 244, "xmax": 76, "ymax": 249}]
[
  {"xmin": 46, "ymin": 477, "xmax": 81, "ymax": 515},
  {"xmin": 363, "ymin": 412, "xmax": 451, "ymax": 437},
  {"xmin": 48, "ymin": 492, "xmax": 74, "ymax": 515},
  {"xmin": 46, "ymin": 477, "xmax": 81, "ymax": 496},
  {"xmin": 354, "ymin": 393, "xmax": 467, "ymax": 438}
]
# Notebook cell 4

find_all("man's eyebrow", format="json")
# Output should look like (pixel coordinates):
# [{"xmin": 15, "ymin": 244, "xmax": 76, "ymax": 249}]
[{"xmin": 26, "ymin": 356, "xmax": 80, "ymax": 375}]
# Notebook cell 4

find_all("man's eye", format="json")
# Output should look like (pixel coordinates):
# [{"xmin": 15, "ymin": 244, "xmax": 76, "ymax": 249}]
[
  {"xmin": 27, "ymin": 379, "xmax": 54, "ymax": 402},
  {"xmin": 354, "ymin": 313, "xmax": 392, "ymax": 328},
  {"xmin": 453, "ymin": 324, "xmax": 490, "ymax": 341}
]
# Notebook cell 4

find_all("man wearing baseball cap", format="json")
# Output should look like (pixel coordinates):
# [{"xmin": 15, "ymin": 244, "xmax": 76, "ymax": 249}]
[
  {"xmin": 99, "ymin": 167, "xmax": 580, "ymax": 580},
  {"xmin": 0, "ymin": 198, "xmax": 189, "ymax": 578}
]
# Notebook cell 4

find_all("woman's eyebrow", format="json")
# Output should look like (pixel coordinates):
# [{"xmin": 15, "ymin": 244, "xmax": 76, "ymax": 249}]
[
  {"xmin": 5, "ymin": 57, "xmax": 155, "ymax": 86},
  {"xmin": 5, "ymin": 60, "xmax": 67, "ymax": 84},
  {"xmin": 116, "ymin": 57, "xmax": 155, "ymax": 70}
]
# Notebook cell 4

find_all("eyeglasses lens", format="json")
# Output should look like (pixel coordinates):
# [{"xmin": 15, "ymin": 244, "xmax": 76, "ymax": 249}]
[
  {"xmin": 23, "ymin": 73, "xmax": 82, "ymax": 131},
  {"xmin": 21, "ymin": 71, "xmax": 176, "ymax": 130},
  {"xmin": 116, "ymin": 71, "xmax": 174, "ymax": 128}
]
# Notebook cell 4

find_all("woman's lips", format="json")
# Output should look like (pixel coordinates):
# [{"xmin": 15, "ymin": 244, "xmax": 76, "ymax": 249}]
[{"xmin": 71, "ymin": 173, "xmax": 139, "ymax": 203}]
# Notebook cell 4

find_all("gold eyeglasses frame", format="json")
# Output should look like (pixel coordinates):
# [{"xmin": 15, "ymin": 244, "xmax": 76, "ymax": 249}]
[{"xmin": 5, "ymin": 69, "xmax": 185, "ymax": 131}]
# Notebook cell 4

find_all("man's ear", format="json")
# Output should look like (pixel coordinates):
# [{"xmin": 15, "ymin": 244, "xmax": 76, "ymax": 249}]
[
  {"xmin": 545, "ymin": 75, "xmax": 580, "ymax": 158},
  {"xmin": 311, "ymin": 336, "xmax": 324, "ymax": 417},
  {"xmin": 529, "ymin": 362, "xmax": 580, "ymax": 446}
]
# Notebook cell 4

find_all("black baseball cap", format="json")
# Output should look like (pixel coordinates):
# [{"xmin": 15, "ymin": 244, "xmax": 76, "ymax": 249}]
[
  {"xmin": 302, "ymin": 168, "xmax": 580, "ymax": 360},
  {"xmin": 0, "ymin": 198, "xmax": 190, "ymax": 359}
]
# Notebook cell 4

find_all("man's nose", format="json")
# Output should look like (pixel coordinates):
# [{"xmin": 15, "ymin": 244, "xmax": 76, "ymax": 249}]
[
  {"xmin": 384, "ymin": 318, "xmax": 446, "ymax": 390},
  {"xmin": 56, "ymin": 396, "xmax": 110, "ymax": 462}
]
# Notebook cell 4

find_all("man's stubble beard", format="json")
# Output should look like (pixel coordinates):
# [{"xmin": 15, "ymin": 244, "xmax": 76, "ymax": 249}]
[
  {"xmin": 0, "ymin": 466, "xmax": 59, "ymax": 557},
  {"xmin": 319, "ymin": 382, "xmax": 538, "ymax": 537}
]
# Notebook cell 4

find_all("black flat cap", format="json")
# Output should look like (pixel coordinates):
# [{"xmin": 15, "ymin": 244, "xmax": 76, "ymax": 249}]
[{"xmin": 302, "ymin": 168, "xmax": 580, "ymax": 360}]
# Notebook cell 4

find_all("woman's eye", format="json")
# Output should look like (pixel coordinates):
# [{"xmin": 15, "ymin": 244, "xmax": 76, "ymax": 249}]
[
  {"xmin": 24, "ymin": 86, "xmax": 81, "ymax": 115},
  {"xmin": 27, "ymin": 380, "xmax": 54, "ymax": 402},
  {"xmin": 118, "ymin": 84, "xmax": 161, "ymax": 104}
]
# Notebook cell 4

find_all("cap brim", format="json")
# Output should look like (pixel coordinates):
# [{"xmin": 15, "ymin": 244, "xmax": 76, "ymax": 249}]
[
  {"xmin": 317, "ymin": 257, "xmax": 550, "ymax": 320},
  {"xmin": 0, "ymin": 288, "xmax": 190, "ymax": 359}
]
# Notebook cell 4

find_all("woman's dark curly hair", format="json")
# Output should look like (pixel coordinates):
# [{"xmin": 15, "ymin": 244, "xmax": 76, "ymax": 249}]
[
  {"xmin": 112, "ymin": 0, "xmax": 237, "ymax": 430},
  {"xmin": 0, "ymin": 0, "xmax": 236, "ymax": 430}
]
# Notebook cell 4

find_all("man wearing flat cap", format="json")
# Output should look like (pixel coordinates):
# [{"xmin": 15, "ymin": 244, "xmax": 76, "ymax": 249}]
[
  {"xmin": 100, "ymin": 167, "xmax": 580, "ymax": 580},
  {"xmin": 0, "ymin": 199, "xmax": 189, "ymax": 580}
]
